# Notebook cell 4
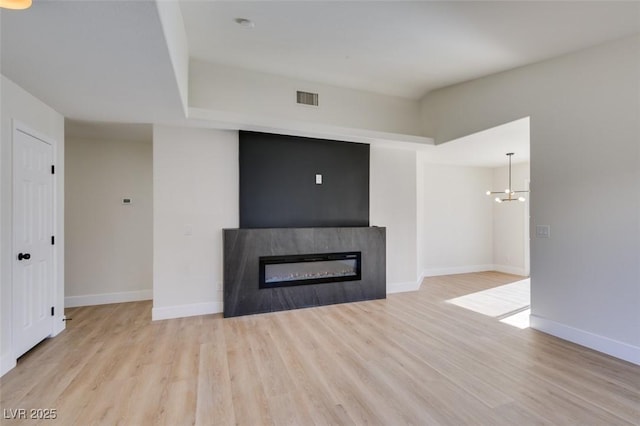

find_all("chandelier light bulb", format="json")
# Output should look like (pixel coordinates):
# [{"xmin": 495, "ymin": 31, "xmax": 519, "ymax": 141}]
[
  {"xmin": 518, "ymin": 197, "xmax": 526, "ymax": 202},
  {"xmin": 504, "ymin": 189, "xmax": 510, "ymax": 194},
  {"xmin": 486, "ymin": 190, "xmax": 491, "ymax": 195},
  {"xmin": 495, "ymin": 197, "xmax": 502, "ymax": 203},
  {"xmin": 0, "ymin": 0, "xmax": 32, "ymax": 9}
]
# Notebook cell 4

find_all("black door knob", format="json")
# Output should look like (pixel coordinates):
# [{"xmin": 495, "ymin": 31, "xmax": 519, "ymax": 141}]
[{"xmin": 18, "ymin": 253, "xmax": 31, "ymax": 261}]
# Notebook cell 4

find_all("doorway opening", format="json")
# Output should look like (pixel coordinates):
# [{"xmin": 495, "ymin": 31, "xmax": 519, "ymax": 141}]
[{"xmin": 421, "ymin": 116, "xmax": 531, "ymax": 328}]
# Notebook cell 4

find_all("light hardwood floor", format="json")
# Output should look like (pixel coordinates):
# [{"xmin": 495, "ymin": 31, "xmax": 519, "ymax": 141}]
[{"xmin": 1, "ymin": 272, "xmax": 639, "ymax": 425}]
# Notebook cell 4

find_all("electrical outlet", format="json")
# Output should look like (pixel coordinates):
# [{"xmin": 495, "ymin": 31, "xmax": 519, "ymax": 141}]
[{"xmin": 535, "ymin": 225, "xmax": 551, "ymax": 238}]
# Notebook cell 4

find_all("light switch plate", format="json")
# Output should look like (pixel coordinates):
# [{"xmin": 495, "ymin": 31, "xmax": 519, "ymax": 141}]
[
  {"xmin": 535, "ymin": 225, "xmax": 550, "ymax": 238},
  {"xmin": 315, "ymin": 174, "xmax": 322, "ymax": 184}
]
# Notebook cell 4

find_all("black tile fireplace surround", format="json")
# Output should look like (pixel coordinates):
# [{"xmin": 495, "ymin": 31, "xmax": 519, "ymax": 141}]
[{"xmin": 223, "ymin": 227, "xmax": 386, "ymax": 317}]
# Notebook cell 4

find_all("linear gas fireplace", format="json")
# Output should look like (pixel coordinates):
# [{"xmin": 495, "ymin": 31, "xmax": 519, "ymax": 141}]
[
  {"xmin": 259, "ymin": 252, "xmax": 361, "ymax": 289},
  {"xmin": 223, "ymin": 227, "xmax": 385, "ymax": 317}
]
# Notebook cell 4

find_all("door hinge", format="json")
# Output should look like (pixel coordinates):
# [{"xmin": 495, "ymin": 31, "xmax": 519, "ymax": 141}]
[
  {"xmin": 51, "ymin": 306, "xmax": 55, "ymax": 316},
  {"xmin": 51, "ymin": 235, "xmax": 55, "ymax": 245},
  {"xmin": 51, "ymin": 165, "xmax": 55, "ymax": 174}
]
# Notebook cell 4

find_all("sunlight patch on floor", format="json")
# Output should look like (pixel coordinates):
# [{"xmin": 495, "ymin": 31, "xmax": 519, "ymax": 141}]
[
  {"xmin": 446, "ymin": 279, "xmax": 530, "ymax": 328},
  {"xmin": 500, "ymin": 308, "xmax": 531, "ymax": 329}
]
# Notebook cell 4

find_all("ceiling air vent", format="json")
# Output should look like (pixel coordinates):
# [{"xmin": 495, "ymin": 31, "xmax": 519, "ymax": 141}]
[{"xmin": 296, "ymin": 91, "xmax": 319, "ymax": 106}]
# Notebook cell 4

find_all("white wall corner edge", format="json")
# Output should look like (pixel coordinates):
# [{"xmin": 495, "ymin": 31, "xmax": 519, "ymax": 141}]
[
  {"xmin": 152, "ymin": 301, "xmax": 224, "ymax": 321},
  {"xmin": 387, "ymin": 273, "xmax": 425, "ymax": 295},
  {"xmin": 0, "ymin": 353, "xmax": 17, "ymax": 377},
  {"xmin": 530, "ymin": 314, "xmax": 640, "ymax": 366},
  {"xmin": 387, "ymin": 281, "xmax": 420, "ymax": 294},
  {"xmin": 65, "ymin": 289, "xmax": 153, "ymax": 308},
  {"xmin": 422, "ymin": 265, "xmax": 495, "ymax": 278}
]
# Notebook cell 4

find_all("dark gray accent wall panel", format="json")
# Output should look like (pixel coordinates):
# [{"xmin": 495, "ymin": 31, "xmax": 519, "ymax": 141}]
[
  {"xmin": 223, "ymin": 227, "xmax": 386, "ymax": 317},
  {"xmin": 239, "ymin": 131, "xmax": 370, "ymax": 228}
]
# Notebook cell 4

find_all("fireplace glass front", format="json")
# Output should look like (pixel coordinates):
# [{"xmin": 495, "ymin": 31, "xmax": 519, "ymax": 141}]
[{"xmin": 259, "ymin": 252, "xmax": 361, "ymax": 289}]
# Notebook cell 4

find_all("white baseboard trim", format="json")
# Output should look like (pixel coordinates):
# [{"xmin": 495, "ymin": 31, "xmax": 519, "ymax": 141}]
[
  {"xmin": 65, "ymin": 289, "xmax": 153, "ymax": 308},
  {"xmin": 152, "ymin": 301, "xmax": 223, "ymax": 321},
  {"xmin": 422, "ymin": 264, "xmax": 494, "ymax": 278},
  {"xmin": 530, "ymin": 314, "xmax": 640, "ymax": 366},
  {"xmin": 387, "ymin": 280, "xmax": 421, "ymax": 294},
  {"xmin": 492, "ymin": 264, "xmax": 527, "ymax": 277},
  {"xmin": 0, "ymin": 353, "xmax": 16, "ymax": 377}
]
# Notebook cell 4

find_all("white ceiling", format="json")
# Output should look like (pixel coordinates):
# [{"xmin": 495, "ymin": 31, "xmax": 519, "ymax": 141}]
[
  {"xmin": 180, "ymin": 1, "xmax": 640, "ymax": 99},
  {"xmin": 1, "ymin": 0, "xmax": 184, "ymax": 123},
  {"xmin": 1, "ymin": 0, "xmax": 638, "ymax": 143},
  {"xmin": 422, "ymin": 117, "xmax": 530, "ymax": 168}
]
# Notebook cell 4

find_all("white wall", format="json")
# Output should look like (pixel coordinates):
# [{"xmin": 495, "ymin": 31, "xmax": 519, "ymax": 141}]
[
  {"xmin": 421, "ymin": 163, "xmax": 494, "ymax": 276},
  {"xmin": 370, "ymin": 145, "xmax": 419, "ymax": 292},
  {"xmin": 420, "ymin": 35, "xmax": 640, "ymax": 364},
  {"xmin": 492, "ymin": 162, "xmax": 530, "ymax": 276},
  {"xmin": 152, "ymin": 126, "xmax": 425, "ymax": 314},
  {"xmin": 152, "ymin": 125, "xmax": 238, "ymax": 320},
  {"xmin": 1, "ymin": 75, "xmax": 65, "ymax": 376},
  {"xmin": 65, "ymin": 134, "xmax": 152, "ymax": 307},
  {"xmin": 190, "ymin": 60, "xmax": 423, "ymax": 137}
]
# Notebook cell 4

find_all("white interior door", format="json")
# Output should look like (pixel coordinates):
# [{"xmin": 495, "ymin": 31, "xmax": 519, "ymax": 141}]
[{"xmin": 12, "ymin": 127, "xmax": 54, "ymax": 358}]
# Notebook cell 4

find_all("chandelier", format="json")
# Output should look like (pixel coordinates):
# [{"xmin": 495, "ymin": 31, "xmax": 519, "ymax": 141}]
[{"xmin": 486, "ymin": 153, "xmax": 528, "ymax": 203}]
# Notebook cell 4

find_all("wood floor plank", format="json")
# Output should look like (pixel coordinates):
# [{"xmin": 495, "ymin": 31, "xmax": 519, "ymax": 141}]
[
  {"xmin": 1, "ymin": 273, "xmax": 638, "ymax": 425},
  {"xmin": 224, "ymin": 318, "xmax": 274, "ymax": 426},
  {"xmin": 275, "ymin": 310, "xmax": 383, "ymax": 425},
  {"xmin": 266, "ymin": 313, "xmax": 356, "ymax": 426},
  {"xmin": 195, "ymin": 317, "xmax": 236, "ymax": 426}
]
